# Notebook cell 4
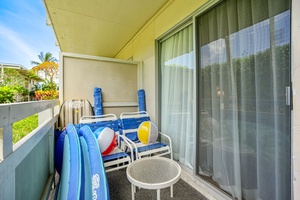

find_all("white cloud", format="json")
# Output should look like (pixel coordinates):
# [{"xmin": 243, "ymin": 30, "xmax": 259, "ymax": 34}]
[
  {"xmin": 0, "ymin": 22, "xmax": 38, "ymax": 65},
  {"xmin": 0, "ymin": 0, "xmax": 59, "ymax": 68}
]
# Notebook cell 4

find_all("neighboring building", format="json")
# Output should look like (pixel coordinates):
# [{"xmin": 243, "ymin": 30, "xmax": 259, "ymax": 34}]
[{"xmin": 0, "ymin": 63, "xmax": 43, "ymax": 101}]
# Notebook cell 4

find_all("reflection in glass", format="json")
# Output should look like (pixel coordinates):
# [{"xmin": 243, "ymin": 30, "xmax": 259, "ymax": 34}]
[{"xmin": 197, "ymin": 1, "xmax": 290, "ymax": 199}]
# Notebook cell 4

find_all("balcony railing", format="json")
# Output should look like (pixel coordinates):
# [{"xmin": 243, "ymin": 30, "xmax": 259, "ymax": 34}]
[{"xmin": 0, "ymin": 100, "xmax": 59, "ymax": 200}]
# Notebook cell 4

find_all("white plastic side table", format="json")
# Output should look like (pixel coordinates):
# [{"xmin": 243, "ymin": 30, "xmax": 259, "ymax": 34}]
[{"xmin": 126, "ymin": 157, "xmax": 181, "ymax": 200}]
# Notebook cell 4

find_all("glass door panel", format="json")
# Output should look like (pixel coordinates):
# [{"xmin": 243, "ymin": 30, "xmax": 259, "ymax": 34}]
[{"xmin": 197, "ymin": 0, "xmax": 291, "ymax": 199}]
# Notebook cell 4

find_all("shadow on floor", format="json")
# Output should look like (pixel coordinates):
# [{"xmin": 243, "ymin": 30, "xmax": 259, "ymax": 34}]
[{"xmin": 107, "ymin": 169, "xmax": 208, "ymax": 200}]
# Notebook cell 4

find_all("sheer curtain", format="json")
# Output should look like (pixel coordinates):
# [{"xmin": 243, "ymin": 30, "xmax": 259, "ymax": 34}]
[
  {"xmin": 197, "ymin": 0, "xmax": 291, "ymax": 199},
  {"xmin": 160, "ymin": 24, "xmax": 194, "ymax": 168}
]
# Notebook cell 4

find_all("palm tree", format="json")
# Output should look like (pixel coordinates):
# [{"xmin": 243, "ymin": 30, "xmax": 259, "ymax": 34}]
[
  {"xmin": 31, "ymin": 52, "xmax": 57, "ymax": 66},
  {"xmin": 31, "ymin": 52, "xmax": 59, "ymax": 84}
]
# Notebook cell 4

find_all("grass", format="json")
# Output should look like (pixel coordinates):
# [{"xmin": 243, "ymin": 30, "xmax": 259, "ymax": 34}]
[{"xmin": 12, "ymin": 114, "xmax": 38, "ymax": 143}]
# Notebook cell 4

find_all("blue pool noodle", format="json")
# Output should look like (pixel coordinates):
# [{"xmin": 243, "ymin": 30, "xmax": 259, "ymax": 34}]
[{"xmin": 94, "ymin": 87, "xmax": 103, "ymax": 115}]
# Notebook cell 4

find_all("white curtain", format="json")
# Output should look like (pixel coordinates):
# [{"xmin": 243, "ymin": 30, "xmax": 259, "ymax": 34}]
[
  {"xmin": 160, "ymin": 24, "xmax": 194, "ymax": 168},
  {"xmin": 198, "ymin": 0, "xmax": 291, "ymax": 199}
]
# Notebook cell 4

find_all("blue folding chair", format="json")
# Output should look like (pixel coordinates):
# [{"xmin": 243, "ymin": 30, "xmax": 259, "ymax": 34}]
[{"xmin": 119, "ymin": 111, "xmax": 173, "ymax": 160}]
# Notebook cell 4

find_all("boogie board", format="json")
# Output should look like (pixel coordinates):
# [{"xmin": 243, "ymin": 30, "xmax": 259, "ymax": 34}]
[
  {"xmin": 78, "ymin": 125, "xmax": 110, "ymax": 200},
  {"xmin": 57, "ymin": 124, "xmax": 81, "ymax": 200},
  {"xmin": 58, "ymin": 99, "xmax": 94, "ymax": 129}
]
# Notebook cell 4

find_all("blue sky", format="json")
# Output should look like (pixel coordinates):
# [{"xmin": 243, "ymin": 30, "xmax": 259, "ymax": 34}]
[{"xmin": 0, "ymin": 0, "xmax": 60, "ymax": 69}]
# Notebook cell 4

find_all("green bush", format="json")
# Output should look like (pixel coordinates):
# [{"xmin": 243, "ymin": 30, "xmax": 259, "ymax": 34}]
[
  {"xmin": 0, "ymin": 86, "xmax": 15, "ymax": 103},
  {"xmin": 14, "ymin": 85, "xmax": 29, "ymax": 96},
  {"xmin": 41, "ymin": 80, "xmax": 57, "ymax": 91}
]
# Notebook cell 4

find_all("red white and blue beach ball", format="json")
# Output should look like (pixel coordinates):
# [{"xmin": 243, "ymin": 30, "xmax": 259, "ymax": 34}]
[{"xmin": 94, "ymin": 127, "xmax": 117, "ymax": 155}]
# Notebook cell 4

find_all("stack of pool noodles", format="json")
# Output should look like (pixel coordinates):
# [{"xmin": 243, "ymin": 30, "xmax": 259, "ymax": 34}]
[{"xmin": 55, "ymin": 124, "xmax": 110, "ymax": 200}]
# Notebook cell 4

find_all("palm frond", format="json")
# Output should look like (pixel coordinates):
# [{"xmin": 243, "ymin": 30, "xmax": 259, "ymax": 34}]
[
  {"xmin": 31, "ymin": 61, "xmax": 40, "ymax": 66},
  {"xmin": 31, "ymin": 51, "xmax": 58, "ymax": 66},
  {"xmin": 38, "ymin": 52, "xmax": 45, "ymax": 62}
]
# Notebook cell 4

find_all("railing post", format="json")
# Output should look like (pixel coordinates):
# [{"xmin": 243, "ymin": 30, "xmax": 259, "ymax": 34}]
[
  {"xmin": 49, "ymin": 126, "xmax": 55, "ymax": 174},
  {"xmin": 3, "ymin": 125, "xmax": 13, "ymax": 159},
  {"xmin": 0, "ymin": 128, "xmax": 3, "ymax": 161}
]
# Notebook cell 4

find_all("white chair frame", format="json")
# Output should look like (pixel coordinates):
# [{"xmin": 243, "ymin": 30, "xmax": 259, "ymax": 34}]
[
  {"xmin": 119, "ymin": 111, "xmax": 173, "ymax": 160},
  {"xmin": 80, "ymin": 114, "xmax": 133, "ymax": 172}
]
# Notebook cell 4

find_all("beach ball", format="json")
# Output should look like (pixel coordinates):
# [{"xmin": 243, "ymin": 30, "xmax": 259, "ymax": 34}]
[
  {"xmin": 94, "ymin": 127, "xmax": 117, "ymax": 155},
  {"xmin": 137, "ymin": 121, "xmax": 158, "ymax": 144}
]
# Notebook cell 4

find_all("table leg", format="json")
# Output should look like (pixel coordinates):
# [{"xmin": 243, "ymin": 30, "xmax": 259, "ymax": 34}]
[
  {"xmin": 131, "ymin": 184, "xmax": 135, "ymax": 200},
  {"xmin": 170, "ymin": 185, "xmax": 173, "ymax": 197},
  {"xmin": 157, "ymin": 189, "xmax": 161, "ymax": 200}
]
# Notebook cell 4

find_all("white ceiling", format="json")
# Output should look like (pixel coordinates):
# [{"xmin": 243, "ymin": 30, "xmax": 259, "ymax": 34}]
[{"xmin": 44, "ymin": 0, "xmax": 170, "ymax": 58}]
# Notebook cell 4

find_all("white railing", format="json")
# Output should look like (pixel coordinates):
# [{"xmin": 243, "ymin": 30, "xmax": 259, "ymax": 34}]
[{"xmin": 0, "ymin": 100, "xmax": 59, "ymax": 200}]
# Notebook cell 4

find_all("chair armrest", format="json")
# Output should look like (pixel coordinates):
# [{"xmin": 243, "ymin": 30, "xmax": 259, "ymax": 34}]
[
  {"xmin": 119, "ymin": 135, "xmax": 136, "ymax": 161},
  {"xmin": 159, "ymin": 132, "xmax": 173, "ymax": 157}
]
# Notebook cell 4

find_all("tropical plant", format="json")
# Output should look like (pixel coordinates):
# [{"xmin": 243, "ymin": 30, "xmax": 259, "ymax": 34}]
[
  {"xmin": 41, "ymin": 79, "xmax": 57, "ymax": 91},
  {"xmin": 31, "ymin": 62, "xmax": 58, "ymax": 84},
  {"xmin": 0, "ymin": 86, "xmax": 15, "ymax": 103},
  {"xmin": 31, "ymin": 52, "xmax": 59, "ymax": 100},
  {"xmin": 31, "ymin": 52, "xmax": 59, "ymax": 84},
  {"xmin": 13, "ymin": 85, "xmax": 29, "ymax": 101},
  {"xmin": 31, "ymin": 52, "xmax": 58, "ymax": 65},
  {"xmin": 34, "ymin": 90, "xmax": 59, "ymax": 100},
  {"xmin": 14, "ymin": 85, "xmax": 29, "ymax": 96}
]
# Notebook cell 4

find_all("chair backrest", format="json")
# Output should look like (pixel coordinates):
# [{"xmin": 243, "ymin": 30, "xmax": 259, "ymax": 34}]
[
  {"xmin": 79, "ymin": 114, "xmax": 119, "ymax": 131},
  {"xmin": 78, "ymin": 114, "xmax": 120, "ymax": 145},
  {"xmin": 119, "ymin": 111, "xmax": 151, "ymax": 141},
  {"xmin": 137, "ymin": 89, "xmax": 146, "ymax": 111},
  {"xmin": 58, "ymin": 99, "xmax": 94, "ymax": 130}
]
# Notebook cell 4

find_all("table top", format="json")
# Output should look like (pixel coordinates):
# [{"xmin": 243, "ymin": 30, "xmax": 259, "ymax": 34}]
[{"xmin": 126, "ymin": 157, "xmax": 181, "ymax": 190}]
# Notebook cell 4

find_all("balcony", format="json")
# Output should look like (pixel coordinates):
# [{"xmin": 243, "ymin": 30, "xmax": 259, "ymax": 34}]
[
  {"xmin": 0, "ymin": 100, "xmax": 217, "ymax": 200},
  {"xmin": 1, "ymin": 0, "xmax": 299, "ymax": 199}
]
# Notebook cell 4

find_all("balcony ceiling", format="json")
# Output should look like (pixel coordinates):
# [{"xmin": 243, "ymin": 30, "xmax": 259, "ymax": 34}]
[{"xmin": 43, "ymin": 0, "xmax": 170, "ymax": 58}]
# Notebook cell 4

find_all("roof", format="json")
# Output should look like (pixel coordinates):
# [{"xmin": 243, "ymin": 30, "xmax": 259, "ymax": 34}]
[
  {"xmin": 0, "ymin": 63, "xmax": 44, "ymax": 82},
  {"xmin": 43, "ymin": 0, "xmax": 170, "ymax": 58}
]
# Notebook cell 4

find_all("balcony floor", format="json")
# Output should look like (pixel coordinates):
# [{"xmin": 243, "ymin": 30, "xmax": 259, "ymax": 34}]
[
  {"xmin": 106, "ymin": 168, "xmax": 208, "ymax": 200},
  {"xmin": 49, "ymin": 162, "xmax": 210, "ymax": 200}
]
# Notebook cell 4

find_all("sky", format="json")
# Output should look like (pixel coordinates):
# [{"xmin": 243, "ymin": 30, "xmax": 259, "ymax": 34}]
[{"xmin": 0, "ymin": 0, "xmax": 60, "ymax": 69}]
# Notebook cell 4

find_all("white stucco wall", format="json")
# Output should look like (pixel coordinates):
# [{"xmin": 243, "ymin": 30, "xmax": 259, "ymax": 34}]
[
  {"xmin": 115, "ymin": 0, "xmax": 210, "ymax": 122},
  {"xmin": 59, "ymin": 53, "xmax": 141, "ymax": 116}
]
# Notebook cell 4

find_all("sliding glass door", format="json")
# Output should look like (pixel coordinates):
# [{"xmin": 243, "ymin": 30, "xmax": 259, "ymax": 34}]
[
  {"xmin": 197, "ymin": 0, "xmax": 291, "ymax": 199},
  {"xmin": 159, "ymin": 24, "xmax": 194, "ymax": 168}
]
